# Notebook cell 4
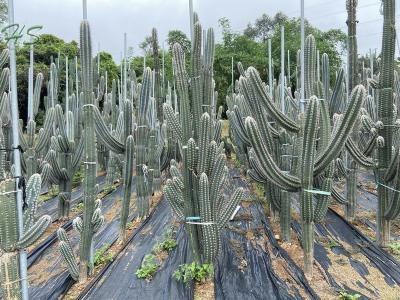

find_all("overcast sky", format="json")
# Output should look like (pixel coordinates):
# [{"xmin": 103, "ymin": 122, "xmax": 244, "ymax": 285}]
[{"xmin": 13, "ymin": 0, "xmax": 399, "ymax": 62}]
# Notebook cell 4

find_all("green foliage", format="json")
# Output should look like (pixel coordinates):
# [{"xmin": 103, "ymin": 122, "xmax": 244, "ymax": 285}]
[
  {"xmin": 136, "ymin": 254, "xmax": 159, "ymax": 280},
  {"xmin": 71, "ymin": 202, "xmax": 84, "ymax": 213},
  {"xmin": 39, "ymin": 185, "xmax": 59, "ymax": 202},
  {"xmin": 72, "ymin": 166, "xmax": 84, "ymax": 188},
  {"xmin": 167, "ymin": 30, "xmax": 190, "ymax": 52},
  {"xmin": 388, "ymin": 242, "xmax": 400, "ymax": 259},
  {"xmin": 94, "ymin": 51, "xmax": 119, "ymax": 84},
  {"xmin": 214, "ymin": 13, "xmax": 346, "ymax": 113},
  {"xmin": 338, "ymin": 291, "xmax": 361, "ymax": 300},
  {"xmin": 94, "ymin": 244, "xmax": 114, "ymax": 266},
  {"xmin": 153, "ymin": 229, "xmax": 178, "ymax": 253},
  {"xmin": 173, "ymin": 262, "xmax": 213, "ymax": 283}
]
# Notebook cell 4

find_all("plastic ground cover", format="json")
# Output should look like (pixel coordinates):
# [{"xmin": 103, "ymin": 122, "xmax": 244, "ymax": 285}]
[
  {"xmin": 214, "ymin": 169, "xmax": 317, "ymax": 300},
  {"xmin": 291, "ymin": 205, "xmax": 400, "ymax": 299},
  {"xmin": 27, "ymin": 182, "xmax": 135, "ymax": 299},
  {"xmin": 79, "ymin": 199, "xmax": 194, "ymax": 300}
]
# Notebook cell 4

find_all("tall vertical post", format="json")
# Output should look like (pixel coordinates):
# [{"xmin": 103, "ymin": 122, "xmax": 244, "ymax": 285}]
[
  {"xmin": 27, "ymin": 44, "xmax": 34, "ymax": 121},
  {"xmin": 189, "ymin": 0, "xmax": 194, "ymax": 43},
  {"xmin": 83, "ymin": 0, "xmax": 87, "ymax": 19},
  {"xmin": 66, "ymin": 56, "xmax": 69, "ymax": 134},
  {"xmin": 75, "ymin": 56, "xmax": 79, "ymax": 98},
  {"xmin": 281, "ymin": 26, "xmax": 285, "ymax": 113},
  {"xmin": 231, "ymin": 57, "xmax": 234, "ymax": 96},
  {"xmin": 317, "ymin": 50, "xmax": 320, "ymax": 82},
  {"xmin": 123, "ymin": 33, "xmax": 127, "ymax": 101},
  {"xmin": 300, "ymin": 0, "xmax": 305, "ymax": 113},
  {"xmin": 7, "ymin": 0, "xmax": 28, "ymax": 299},
  {"xmin": 287, "ymin": 49, "xmax": 290, "ymax": 87},
  {"xmin": 268, "ymin": 39, "xmax": 272, "ymax": 98}
]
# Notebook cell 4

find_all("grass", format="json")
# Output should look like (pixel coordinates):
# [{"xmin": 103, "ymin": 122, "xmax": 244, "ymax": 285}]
[
  {"xmin": 94, "ymin": 244, "xmax": 114, "ymax": 266},
  {"xmin": 173, "ymin": 262, "xmax": 213, "ymax": 283}
]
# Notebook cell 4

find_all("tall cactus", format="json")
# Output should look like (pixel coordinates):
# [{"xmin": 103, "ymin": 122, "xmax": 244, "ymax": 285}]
[
  {"xmin": 164, "ymin": 17, "xmax": 243, "ymax": 264},
  {"xmin": 59, "ymin": 19, "xmax": 105, "ymax": 283},
  {"xmin": 0, "ymin": 175, "xmax": 51, "ymax": 299},
  {"xmin": 376, "ymin": 0, "xmax": 396, "ymax": 245}
]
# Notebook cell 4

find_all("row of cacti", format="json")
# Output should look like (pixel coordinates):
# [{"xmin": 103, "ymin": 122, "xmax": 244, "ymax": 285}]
[{"xmin": 227, "ymin": 0, "xmax": 398, "ymax": 277}]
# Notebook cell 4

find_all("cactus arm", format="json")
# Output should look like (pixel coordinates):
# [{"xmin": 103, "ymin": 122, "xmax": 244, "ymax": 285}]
[
  {"xmin": 332, "ymin": 187, "xmax": 348, "ymax": 205},
  {"xmin": 314, "ymin": 85, "xmax": 365, "ymax": 175},
  {"xmin": 164, "ymin": 179, "xmax": 185, "ymax": 219},
  {"xmin": 247, "ymin": 67, "xmax": 300, "ymax": 133},
  {"xmin": 35, "ymin": 108, "xmax": 55, "ymax": 153},
  {"xmin": 88, "ymin": 104, "xmax": 125, "ymax": 154},
  {"xmin": 163, "ymin": 104, "xmax": 183, "ymax": 142},
  {"xmin": 345, "ymin": 138, "xmax": 375, "ymax": 169},
  {"xmin": 57, "ymin": 228, "xmax": 79, "ymax": 281},
  {"xmin": 72, "ymin": 135, "xmax": 84, "ymax": 172},
  {"xmin": 245, "ymin": 117, "xmax": 301, "ymax": 191},
  {"xmin": 120, "ymin": 135, "xmax": 134, "ymax": 237},
  {"xmin": 217, "ymin": 187, "xmax": 243, "ymax": 231},
  {"xmin": 17, "ymin": 215, "xmax": 51, "ymax": 248},
  {"xmin": 23, "ymin": 174, "xmax": 41, "ymax": 230},
  {"xmin": 385, "ymin": 148, "xmax": 399, "ymax": 182}
]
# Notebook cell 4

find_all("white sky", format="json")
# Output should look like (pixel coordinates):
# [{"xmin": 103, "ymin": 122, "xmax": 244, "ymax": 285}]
[{"xmin": 12, "ymin": 0, "xmax": 400, "ymax": 62}]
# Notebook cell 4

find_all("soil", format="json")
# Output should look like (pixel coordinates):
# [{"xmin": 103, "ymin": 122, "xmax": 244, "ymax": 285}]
[{"xmin": 194, "ymin": 279, "xmax": 215, "ymax": 300}]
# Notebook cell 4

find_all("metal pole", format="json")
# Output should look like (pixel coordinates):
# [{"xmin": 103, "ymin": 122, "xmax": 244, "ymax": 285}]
[
  {"xmin": 7, "ymin": 0, "xmax": 28, "ymax": 299},
  {"xmin": 268, "ymin": 39, "xmax": 272, "ymax": 98},
  {"xmin": 287, "ymin": 49, "xmax": 290, "ymax": 87},
  {"xmin": 123, "ymin": 33, "xmax": 127, "ymax": 101},
  {"xmin": 27, "ymin": 44, "xmax": 34, "ymax": 121},
  {"xmin": 83, "ymin": 0, "xmax": 87, "ymax": 20},
  {"xmin": 317, "ymin": 49, "xmax": 320, "ymax": 82},
  {"xmin": 66, "ymin": 56, "xmax": 69, "ymax": 112},
  {"xmin": 281, "ymin": 26, "xmax": 285, "ymax": 113},
  {"xmin": 75, "ymin": 56, "xmax": 79, "ymax": 99},
  {"xmin": 231, "ymin": 57, "xmax": 234, "ymax": 96},
  {"xmin": 189, "ymin": 0, "xmax": 194, "ymax": 43},
  {"xmin": 162, "ymin": 42, "xmax": 165, "ymax": 94},
  {"xmin": 300, "ymin": 0, "xmax": 305, "ymax": 113}
]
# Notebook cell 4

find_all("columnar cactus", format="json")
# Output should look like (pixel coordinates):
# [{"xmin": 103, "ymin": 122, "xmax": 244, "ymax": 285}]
[
  {"xmin": 376, "ymin": 0, "xmax": 396, "ymax": 245},
  {"xmin": 0, "ymin": 175, "xmax": 51, "ymax": 299},
  {"xmin": 163, "ymin": 18, "xmax": 243, "ymax": 264},
  {"xmin": 41, "ymin": 104, "xmax": 84, "ymax": 219},
  {"xmin": 58, "ymin": 19, "xmax": 104, "ymax": 283}
]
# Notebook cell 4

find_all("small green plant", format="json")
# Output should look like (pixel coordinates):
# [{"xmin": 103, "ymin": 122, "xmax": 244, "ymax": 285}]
[
  {"xmin": 136, "ymin": 254, "xmax": 159, "ymax": 280},
  {"xmin": 327, "ymin": 238, "xmax": 339, "ymax": 250},
  {"xmin": 338, "ymin": 291, "xmax": 361, "ymax": 300},
  {"xmin": 173, "ymin": 262, "xmax": 213, "ymax": 283},
  {"xmin": 72, "ymin": 166, "xmax": 84, "ymax": 188},
  {"xmin": 39, "ymin": 185, "xmax": 59, "ymax": 202},
  {"xmin": 104, "ymin": 185, "xmax": 116, "ymax": 195},
  {"xmin": 94, "ymin": 244, "xmax": 114, "ymax": 266},
  {"xmin": 71, "ymin": 202, "xmax": 84, "ymax": 213},
  {"xmin": 159, "ymin": 238, "xmax": 177, "ymax": 252},
  {"xmin": 388, "ymin": 242, "xmax": 400, "ymax": 259}
]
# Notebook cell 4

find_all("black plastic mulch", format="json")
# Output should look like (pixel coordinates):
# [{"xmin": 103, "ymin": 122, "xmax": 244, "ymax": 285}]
[
  {"xmin": 80, "ymin": 200, "xmax": 194, "ymax": 300},
  {"xmin": 28, "ymin": 183, "xmax": 135, "ymax": 299},
  {"xmin": 36, "ymin": 175, "xmax": 107, "ymax": 220},
  {"xmin": 215, "ymin": 169, "xmax": 317, "ymax": 300},
  {"xmin": 291, "ymin": 205, "xmax": 400, "ymax": 299}
]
